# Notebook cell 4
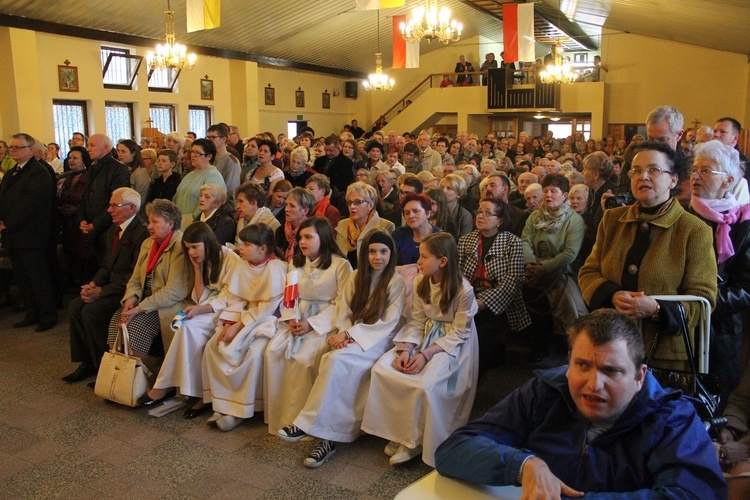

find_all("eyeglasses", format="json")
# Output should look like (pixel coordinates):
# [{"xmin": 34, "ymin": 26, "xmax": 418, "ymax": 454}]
[
  {"xmin": 691, "ymin": 168, "xmax": 728, "ymax": 178},
  {"xmin": 9, "ymin": 145, "xmax": 31, "ymax": 151},
  {"xmin": 347, "ymin": 199, "xmax": 369, "ymax": 207},
  {"xmin": 191, "ymin": 151, "xmax": 207, "ymax": 156},
  {"xmin": 627, "ymin": 166, "xmax": 674, "ymax": 178},
  {"xmin": 108, "ymin": 202, "xmax": 133, "ymax": 209},
  {"xmin": 476, "ymin": 210, "xmax": 499, "ymax": 218},
  {"xmin": 206, "ymin": 135, "xmax": 224, "ymax": 140}
]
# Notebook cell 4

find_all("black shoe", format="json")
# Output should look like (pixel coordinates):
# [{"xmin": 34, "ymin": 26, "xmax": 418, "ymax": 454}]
[
  {"xmin": 35, "ymin": 321, "xmax": 57, "ymax": 332},
  {"xmin": 62, "ymin": 363, "xmax": 96, "ymax": 383},
  {"xmin": 137, "ymin": 388, "xmax": 176, "ymax": 407},
  {"xmin": 13, "ymin": 318, "xmax": 38, "ymax": 328},
  {"xmin": 184, "ymin": 404, "xmax": 210, "ymax": 420}
]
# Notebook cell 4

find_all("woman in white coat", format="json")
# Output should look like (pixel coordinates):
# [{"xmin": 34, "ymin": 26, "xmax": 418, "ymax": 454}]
[{"xmin": 278, "ymin": 230, "xmax": 405, "ymax": 468}]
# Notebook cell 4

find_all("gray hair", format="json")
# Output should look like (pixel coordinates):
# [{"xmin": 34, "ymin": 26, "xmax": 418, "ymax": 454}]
[
  {"xmin": 146, "ymin": 199, "xmax": 182, "ymax": 230},
  {"xmin": 113, "ymin": 187, "xmax": 142, "ymax": 212},
  {"xmin": 346, "ymin": 181, "xmax": 378, "ymax": 205},
  {"xmin": 569, "ymin": 183, "xmax": 590, "ymax": 200},
  {"xmin": 693, "ymin": 140, "xmax": 742, "ymax": 189},
  {"xmin": 646, "ymin": 105, "xmax": 684, "ymax": 135},
  {"xmin": 199, "ymin": 182, "xmax": 228, "ymax": 205},
  {"xmin": 290, "ymin": 146, "xmax": 309, "ymax": 164},
  {"xmin": 165, "ymin": 132, "xmax": 185, "ymax": 149},
  {"xmin": 287, "ymin": 186, "xmax": 317, "ymax": 212}
]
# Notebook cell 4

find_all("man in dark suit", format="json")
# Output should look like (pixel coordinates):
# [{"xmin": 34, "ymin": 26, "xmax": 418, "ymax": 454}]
[
  {"xmin": 0, "ymin": 133, "xmax": 57, "ymax": 331},
  {"xmin": 78, "ymin": 133, "xmax": 130, "ymax": 267},
  {"xmin": 484, "ymin": 172, "xmax": 529, "ymax": 238},
  {"xmin": 313, "ymin": 135, "xmax": 353, "ymax": 213},
  {"xmin": 62, "ymin": 187, "xmax": 149, "ymax": 383}
]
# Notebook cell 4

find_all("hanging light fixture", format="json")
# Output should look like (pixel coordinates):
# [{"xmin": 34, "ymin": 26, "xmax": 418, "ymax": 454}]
[
  {"xmin": 539, "ymin": 42, "xmax": 577, "ymax": 84},
  {"xmin": 399, "ymin": 0, "xmax": 462, "ymax": 45},
  {"xmin": 364, "ymin": 11, "xmax": 395, "ymax": 91},
  {"xmin": 146, "ymin": 0, "xmax": 197, "ymax": 72}
]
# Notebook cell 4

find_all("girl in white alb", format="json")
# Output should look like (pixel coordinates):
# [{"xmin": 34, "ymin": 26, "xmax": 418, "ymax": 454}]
[
  {"xmin": 264, "ymin": 217, "xmax": 352, "ymax": 435},
  {"xmin": 201, "ymin": 223, "xmax": 286, "ymax": 431},
  {"xmin": 277, "ymin": 230, "xmax": 406, "ymax": 468},
  {"xmin": 361, "ymin": 232, "xmax": 479, "ymax": 467},
  {"xmin": 142, "ymin": 222, "xmax": 249, "ymax": 418}
]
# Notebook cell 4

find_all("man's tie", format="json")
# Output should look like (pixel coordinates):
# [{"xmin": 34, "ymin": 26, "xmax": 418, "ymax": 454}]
[{"xmin": 112, "ymin": 226, "xmax": 121, "ymax": 256}]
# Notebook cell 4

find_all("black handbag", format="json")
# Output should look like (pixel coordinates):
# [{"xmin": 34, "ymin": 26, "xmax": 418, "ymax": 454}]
[{"xmin": 646, "ymin": 302, "xmax": 721, "ymax": 422}]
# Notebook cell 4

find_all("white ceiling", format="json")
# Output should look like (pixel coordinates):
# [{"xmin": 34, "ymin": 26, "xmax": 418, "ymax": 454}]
[{"xmin": 0, "ymin": 0, "xmax": 747, "ymax": 76}]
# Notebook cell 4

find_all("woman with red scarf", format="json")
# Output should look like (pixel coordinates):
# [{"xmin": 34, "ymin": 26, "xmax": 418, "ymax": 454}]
[
  {"xmin": 107, "ymin": 199, "xmax": 190, "ymax": 375},
  {"xmin": 275, "ymin": 187, "xmax": 316, "ymax": 262},
  {"xmin": 334, "ymin": 182, "xmax": 394, "ymax": 269},
  {"xmin": 305, "ymin": 174, "xmax": 341, "ymax": 229}
]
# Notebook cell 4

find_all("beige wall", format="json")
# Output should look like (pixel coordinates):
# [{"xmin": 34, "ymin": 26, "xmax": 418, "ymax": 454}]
[
  {"xmin": 257, "ymin": 67, "xmax": 365, "ymax": 139},
  {"xmin": 601, "ymin": 29, "xmax": 749, "ymax": 131}
]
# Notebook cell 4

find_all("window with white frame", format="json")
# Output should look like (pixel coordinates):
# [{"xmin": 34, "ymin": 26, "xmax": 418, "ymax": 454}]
[
  {"xmin": 52, "ymin": 100, "xmax": 88, "ymax": 158},
  {"xmin": 101, "ymin": 46, "xmax": 142, "ymax": 90}
]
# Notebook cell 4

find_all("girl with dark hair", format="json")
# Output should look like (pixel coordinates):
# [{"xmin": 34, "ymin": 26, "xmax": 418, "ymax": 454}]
[
  {"xmin": 362, "ymin": 232, "xmax": 479, "ymax": 467},
  {"xmin": 140, "ymin": 221, "xmax": 247, "ymax": 417},
  {"xmin": 118, "ymin": 139, "xmax": 151, "ymax": 210},
  {"xmin": 265, "ymin": 217, "xmax": 352, "ymax": 436},
  {"xmin": 201, "ymin": 223, "xmax": 287, "ymax": 431},
  {"xmin": 278, "ymin": 230, "xmax": 406, "ymax": 468}
]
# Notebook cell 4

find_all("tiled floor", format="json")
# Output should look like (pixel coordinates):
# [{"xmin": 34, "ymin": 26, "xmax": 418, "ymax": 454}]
[{"xmin": 0, "ymin": 297, "xmax": 537, "ymax": 499}]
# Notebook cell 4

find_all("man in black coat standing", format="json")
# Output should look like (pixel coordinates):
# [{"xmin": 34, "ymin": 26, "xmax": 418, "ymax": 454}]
[
  {"xmin": 63, "ymin": 187, "xmax": 149, "ymax": 383},
  {"xmin": 314, "ymin": 135, "xmax": 353, "ymax": 214},
  {"xmin": 0, "ymin": 133, "xmax": 57, "ymax": 331},
  {"xmin": 78, "ymin": 134, "xmax": 130, "ymax": 267}
]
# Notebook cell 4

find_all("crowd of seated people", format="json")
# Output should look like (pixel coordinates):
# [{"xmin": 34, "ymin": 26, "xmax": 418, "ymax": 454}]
[{"xmin": 1, "ymin": 104, "xmax": 748, "ymax": 496}]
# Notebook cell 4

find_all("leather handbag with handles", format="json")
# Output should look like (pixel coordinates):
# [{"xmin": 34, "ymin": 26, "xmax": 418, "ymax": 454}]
[{"xmin": 94, "ymin": 323, "xmax": 150, "ymax": 407}]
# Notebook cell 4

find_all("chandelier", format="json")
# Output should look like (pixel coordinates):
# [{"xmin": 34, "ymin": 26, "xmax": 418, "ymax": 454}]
[
  {"xmin": 399, "ymin": 0, "xmax": 462, "ymax": 44},
  {"xmin": 539, "ymin": 43, "xmax": 577, "ymax": 84},
  {"xmin": 363, "ymin": 11, "xmax": 394, "ymax": 91},
  {"xmin": 146, "ymin": 0, "xmax": 197, "ymax": 71}
]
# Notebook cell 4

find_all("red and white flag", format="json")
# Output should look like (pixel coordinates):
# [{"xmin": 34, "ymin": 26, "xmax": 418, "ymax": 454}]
[
  {"xmin": 502, "ymin": 3, "xmax": 535, "ymax": 63},
  {"xmin": 283, "ymin": 270, "xmax": 299, "ymax": 310},
  {"xmin": 393, "ymin": 15, "xmax": 420, "ymax": 69}
]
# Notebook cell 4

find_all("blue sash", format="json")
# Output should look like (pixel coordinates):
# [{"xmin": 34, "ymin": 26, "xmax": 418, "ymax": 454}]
[
  {"xmin": 418, "ymin": 319, "xmax": 459, "ymax": 397},
  {"xmin": 284, "ymin": 300, "xmax": 323, "ymax": 359}
]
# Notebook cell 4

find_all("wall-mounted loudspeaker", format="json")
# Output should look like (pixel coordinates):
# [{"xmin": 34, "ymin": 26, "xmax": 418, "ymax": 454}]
[{"xmin": 345, "ymin": 81, "xmax": 358, "ymax": 99}]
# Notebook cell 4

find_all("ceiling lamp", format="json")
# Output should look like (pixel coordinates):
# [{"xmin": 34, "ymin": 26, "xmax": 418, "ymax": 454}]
[
  {"xmin": 539, "ymin": 43, "xmax": 577, "ymax": 84},
  {"xmin": 400, "ymin": 0, "xmax": 462, "ymax": 45},
  {"xmin": 364, "ymin": 11, "xmax": 394, "ymax": 91},
  {"xmin": 146, "ymin": 0, "xmax": 197, "ymax": 72}
]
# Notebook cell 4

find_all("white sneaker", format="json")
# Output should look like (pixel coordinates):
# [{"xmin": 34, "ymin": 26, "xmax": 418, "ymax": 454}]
[
  {"xmin": 389, "ymin": 444, "xmax": 422, "ymax": 465},
  {"xmin": 384, "ymin": 441, "xmax": 400, "ymax": 457},
  {"xmin": 206, "ymin": 412, "xmax": 222, "ymax": 426},
  {"xmin": 304, "ymin": 440, "xmax": 336, "ymax": 468},
  {"xmin": 216, "ymin": 414, "xmax": 243, "ymax": 431}
]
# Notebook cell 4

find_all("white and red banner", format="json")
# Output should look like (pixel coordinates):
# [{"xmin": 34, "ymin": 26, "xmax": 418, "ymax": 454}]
[
  {"xmin": 502, "ymin": 3, "xmax": 535, "ymax": 63},
  {"xmin": 283, "ymin": 270, "xmax": 299, "ymax": 310},
  {"xmin": 392, "ymin": 15, "xmax": 420, "ymax": 69}
]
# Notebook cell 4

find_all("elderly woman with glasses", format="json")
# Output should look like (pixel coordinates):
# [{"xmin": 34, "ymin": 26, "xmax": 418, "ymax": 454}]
[
  {"xmin": 579, "ymin": 141, "xmax": 717, "ymax": 370},
  {"xmin": 687, "ymin": 140, "xmax": 750, "ymax": 400},
  {"xmin": 457, "ymin": 197, "xmax": 530, "ymax": 376},
  {"xmin": 334, "ymin": 181, "xmax": 395, "ymax": 269},
  {"xmin": 172, "ymin": 138, "xmax": 226, "ymax": 227}
]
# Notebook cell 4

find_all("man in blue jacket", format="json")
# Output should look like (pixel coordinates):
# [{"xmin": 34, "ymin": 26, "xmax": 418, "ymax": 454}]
[{"xmin": 435, "ymin": 309, "xmax": 726, "ymax": 498}]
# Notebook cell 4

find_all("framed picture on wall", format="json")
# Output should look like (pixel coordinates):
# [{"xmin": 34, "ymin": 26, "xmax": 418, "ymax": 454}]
[
  {"xmin": 295, "ymin": 89, "xmax": 305, "ymax": 108},
  {"xmin": 265, "ymin": 85, "xmax": 275, "ymax": 106},
  {"xmin": 322, "ymin": 91, "xmax": 331, "ymax": 109},
  {"xmin": 201, "ymin": 78, "xmax": 214, "ymax": 100},
  {"xmin": 58, "ymin": 64, "xmax": 79, "ymax": 92}
]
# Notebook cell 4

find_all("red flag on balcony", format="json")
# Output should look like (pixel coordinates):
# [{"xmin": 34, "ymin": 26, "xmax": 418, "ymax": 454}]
[
  {"xmin": 502, "ymin": 3, "xmax": 535, "ymax": 63},
  {"xmin": 393, "ymin": 15, "xmax": 420, "ymax": 69}
]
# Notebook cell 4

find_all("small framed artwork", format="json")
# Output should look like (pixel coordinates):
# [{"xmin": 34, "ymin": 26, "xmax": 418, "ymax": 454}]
[
  {"xmin": 322, "ymin": 91, "xmax": 331, "ymax": 109},
  {"xmin": 201, "ymin": 77, "xmax": 214, "ymax": 100},
  {"xmin": 58, "ymin": 63, "xmax": 79, "ymax": 92},
  {"xmin": 295, "ymin": 88, "xmax": 305, "ymax": 108},
  {"xmin": 265, "ymin": 84, "xmax": 275, "ymax": 106}
]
